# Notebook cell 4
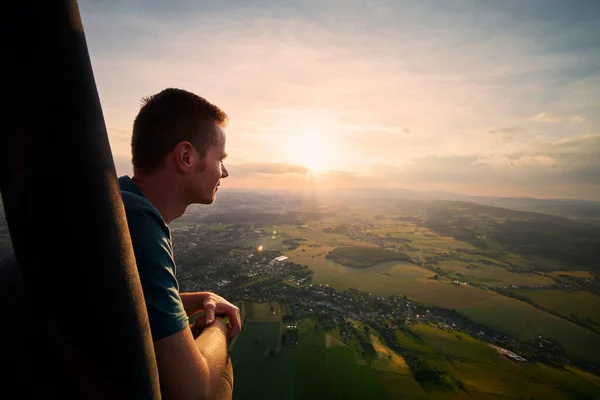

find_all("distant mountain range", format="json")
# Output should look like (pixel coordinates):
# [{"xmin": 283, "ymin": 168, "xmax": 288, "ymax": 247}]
[{"xmin": 220, "ymin": 187, "xmax": 600, "ymax": 223}]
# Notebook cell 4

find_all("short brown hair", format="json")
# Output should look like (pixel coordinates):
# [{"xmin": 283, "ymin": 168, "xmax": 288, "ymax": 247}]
[{"xmin": 131, "ymin": 88, "xmax": 228, "ymax": 172}]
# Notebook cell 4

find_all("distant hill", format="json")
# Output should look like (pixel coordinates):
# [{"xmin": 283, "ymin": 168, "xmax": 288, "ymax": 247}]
[
  {"xmin": 269, "ymin": 187, "xmax": 600, "ymax": 223},
  {"xmin": 430, "ymin": 194, "xmax": 600, "ymax": 223},
  {"xmin": 421, "ymin": 200, "xmax": 600, "ymax": 272}
]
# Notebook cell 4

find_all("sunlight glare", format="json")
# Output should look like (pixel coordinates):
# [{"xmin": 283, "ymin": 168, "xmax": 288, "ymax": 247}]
[{"xmin": 284, "ymin": 118, "xmax": 340, "ymax": 173}]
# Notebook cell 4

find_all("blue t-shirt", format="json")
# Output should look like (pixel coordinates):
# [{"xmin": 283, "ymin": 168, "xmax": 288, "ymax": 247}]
[{"xmin": 119, "ymin": 176, "xmax": 189, "ymax": 341}]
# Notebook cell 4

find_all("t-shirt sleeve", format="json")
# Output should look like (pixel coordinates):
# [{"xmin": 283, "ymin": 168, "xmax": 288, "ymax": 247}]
[{"xmin": 125, "ymin": 210, "xmax": 189, "ymax": 341}]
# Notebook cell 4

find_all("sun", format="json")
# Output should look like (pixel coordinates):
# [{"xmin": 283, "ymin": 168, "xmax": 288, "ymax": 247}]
[{"xmin": 285, "ymin": 130, "xmax": 336, "ymax": 173}]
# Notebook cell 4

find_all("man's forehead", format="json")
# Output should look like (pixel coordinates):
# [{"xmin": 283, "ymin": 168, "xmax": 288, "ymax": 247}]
[
  {"xmin": 214, "ymin": 124, "xmax": 228, "ymax": 157},
  {"xmin": 215, "ymin": 125, "xmax": 226, "ymax": 141}
]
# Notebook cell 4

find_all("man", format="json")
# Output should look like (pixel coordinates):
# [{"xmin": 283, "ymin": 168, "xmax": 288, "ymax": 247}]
[{"xmin": 119, "ymin": 87, "xmax": 241, "ymax": 400}]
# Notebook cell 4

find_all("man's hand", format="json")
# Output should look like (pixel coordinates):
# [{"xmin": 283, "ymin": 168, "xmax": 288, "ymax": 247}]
[
  {"xmin": 199, "ymin": 292, "xmax": 242, "ymax": 340},
  {"xmin": 190, "ymin": 315, "xmax": 208, "ymax": 338}
]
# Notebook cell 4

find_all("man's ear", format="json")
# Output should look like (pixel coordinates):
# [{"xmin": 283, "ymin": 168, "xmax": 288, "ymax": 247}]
[{"xmin": 173, "ymin": 141, "xmax": 196, "ymax": 173}]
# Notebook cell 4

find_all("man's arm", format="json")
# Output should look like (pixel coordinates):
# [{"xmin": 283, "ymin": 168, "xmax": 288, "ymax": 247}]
[
  {"xmin": 123, "ymin": 209, "xmax": 229, "ymax": 398},
  {"xmin": 154, "ymin": 317, "xmax": 229, "ymax": 400},
  {"xmin": 180, "ymin": 292, "xmax": 242, "ymax": 340}
]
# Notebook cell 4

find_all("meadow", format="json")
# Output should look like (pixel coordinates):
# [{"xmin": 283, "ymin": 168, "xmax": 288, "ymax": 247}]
[
  {"xmin": 294, "ymin": 318, "xmax": 388, "ymax": 400},
  {"xmin": 284, "ymin": 240, "xmax": 499, "ymax": 308},
  {"xmin": 551, "ymin": 270, "xmax": 595, "ymax": 279},
  {"xmin": 229, "ymin": 300, "xmax": 600, "ymax": 400},
  {"xmin": 458, "ymin": 296, "xmax": 600, "ymax": 365},
  {"xmin": 250, "ymin": 301, "xmax": 283, "ymax": 321},
  {"xmin": 230, "ymin": 321, "xmax": 295, "ymax": 400},
  {"xmin": 277, "ymin": 224, "xmax": 379, "ymax": 248},
  {"xmin": 325, "ymin": 246, "xmax": 412, "ymax": 268},
  {"xmin": 382, "ymin": 322, "xmax": 600, "ymax": 399},
  {"xmin": 510, "ymin": 289, "xmax": 600, "ymax": 326},
  {"xmin": 369, "ymin": 333, "xmax": 411, "ymax": 375},
  {"xmin": 369, "ymin": 224, "xmax": 478, "ymax": 252},
  {"xmin": 437, "ymin": 260, "xmax": 556, "ymax": 287}
]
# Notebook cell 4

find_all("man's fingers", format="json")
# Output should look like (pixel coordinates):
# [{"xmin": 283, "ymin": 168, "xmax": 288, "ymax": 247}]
[
  {"xmin": 227, "ymin": 306, "xmax": 242, "ymax": 340},
  {"xmin": 193, "ymin": 315, "xmax": 208, "ymax": 330},
  {"xmin": 228, "ymin": 324, "xmax": 241, "ymax": 341},
  {"xmin": 204, "ymin": 302, "xmax": 216, "ymax": 325},
  {"xmin": 202, "ymin": 293, "xmax": 243, "ymax": 340}
]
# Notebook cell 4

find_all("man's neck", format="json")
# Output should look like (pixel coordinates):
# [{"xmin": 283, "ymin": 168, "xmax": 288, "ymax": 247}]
[{"xmin": 131, "ymin": 171, "xmax": 187, "ymax": 225}]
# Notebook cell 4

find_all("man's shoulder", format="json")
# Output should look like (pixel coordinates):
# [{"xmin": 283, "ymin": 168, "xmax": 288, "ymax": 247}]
[
  {"xmin": 119, "ymin": 175, "xmax": 157, "ymax": 213},
  {"xmin": 121, "ymin": 189, "xmax": 156, "ymax": 214},
  {"xmin": 118, "ymin": 176, "xmax": 168, "ymax": 234}
]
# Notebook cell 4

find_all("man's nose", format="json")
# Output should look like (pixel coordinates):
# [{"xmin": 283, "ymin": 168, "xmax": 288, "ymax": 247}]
[{"xmin": 221, "ymin": 164, "xmax": 229, "ymax": 178}]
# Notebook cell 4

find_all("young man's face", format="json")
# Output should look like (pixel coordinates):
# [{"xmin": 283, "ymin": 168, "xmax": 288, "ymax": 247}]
[{"xmin": 190, "ymin": 124, "xmax": 229, "ymax": 205}]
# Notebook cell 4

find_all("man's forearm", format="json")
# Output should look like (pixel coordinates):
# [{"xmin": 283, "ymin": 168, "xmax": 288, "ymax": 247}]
[{"xmin": 195, "ymin": 318, "xmax": 229, "ymax": 397}]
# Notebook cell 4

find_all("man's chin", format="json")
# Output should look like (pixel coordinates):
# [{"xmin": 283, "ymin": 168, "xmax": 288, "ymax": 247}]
[
  {"xmin": 194, "ymin": 188, "xmax": 219, "ymax": 205},
  {"xmin": 206, "ymin": 191, "xmax": 218, "ymax": 205},
  {"xmin": 193, "ymin": 194, "xmax": 216, "ymax": 205}
]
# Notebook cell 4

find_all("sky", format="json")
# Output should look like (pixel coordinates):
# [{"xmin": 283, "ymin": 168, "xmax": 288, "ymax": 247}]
[{"xmin": 79, "ymin": 0, "xmax": 600, "ymax": 200}]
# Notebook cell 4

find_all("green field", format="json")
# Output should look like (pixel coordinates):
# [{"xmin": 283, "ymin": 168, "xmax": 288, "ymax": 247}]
[
  {"xmin": 277, "ymin": 225, "xmax": 379, "ymax": 248},
  {"xmin": 295, "ymin": 319, "xmax": 339, "ymax": 399},
  {"xmin": 230, "ymin": 321, "xmax": 294, "ymax": 400},
  {"xmin": 370, "ymin": 333, "xmax": 411, "ymax": 375},
  {"xmin": 370, "ymin": 224, "xmax": 479, "ymax": 252},
  {"xmin": 511, "ymin": 289, "xmax": 600, "ymax": 326},
  {"xmin": 250, "ymin": 302, "xmax": 283, "ymax": 321},
  {"xmin": 384, "ymin": 322, "xmax": 600, "ymax": 399},
  {"xmin": 458, "ymin": 296, "xmax": 600, "ymax": 365},
  {"xmin": 438, "ymin": 260, "xmax": 556, "ymax": 287},
  {"xmin": 551, "ymin": 270, "xmax": 595, "ymax": 279},
  {"xmin": 403, "ymin": 282, "xmax": 497, "ymax": 310},
  {"xmin": 457, "ymin": 248, "xmax": 537, "ymax": 270},
  {"xmin": 326, "ymin": 246, "xmax": 412, "ymax": 268},
  {"xmin": 285, "ymin": 241, "xmax": 500, "ymax": 308},
  {"xmin": 278, "ymin": 225, "xmax": 539, "ymax": 311},
  {"xmin": 326, "ymin": 347, "xmax": 389, "ymax": 400},
  {"xmin": 230, "ymin": 306, "xmax": 600, "ymax": 400},
  {"xmin": 295, "ymin": 319, "xmax": 388, "ymax": 400}
]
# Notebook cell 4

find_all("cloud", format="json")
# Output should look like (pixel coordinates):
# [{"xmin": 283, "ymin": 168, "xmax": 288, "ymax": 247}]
[
  {"xmin": 570, "ymin": 115, "xmax": 586, "ymax": 124},
  {"xmin": 489, "ymin": 127, "xmax": 518, "ymax": 135},
  {"xmin": 223, "ymin": 167, "xmax": 374, "ymax": 192},
  {"xmin": 344, "ymin": 125, "xmax": 414, "ymax": 137},
  {"xmin": 374, "ymin": 134, "xmax": 600, "ymax": 199},
  {"xmin": 82, "ymin": 2, "xmax": 598, "ymax": 150},
  {"xmin": 507, "ymin": 155, "xmax": 556, "ymax": 168},
  {"xmin": 530, "ymin": 113, "xmax": 587, "ymax": 124},
  {"xmin": 342, "ymin": 125, "xmax": 417, "ymax": 155},
  {"xmin": 488, "ymin": 127, "xmax": 518, "ymax": 141},
  {"xmin": 530, "ymin": 112, "xmax": 562, "ymax": 122},
  {"xmin": 113, "ymin": 157, "xmax": 308, "ymax": 179},
  {"xmin": 226, "ymin": 161, "xmax": 308, "ymax": 177}
]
